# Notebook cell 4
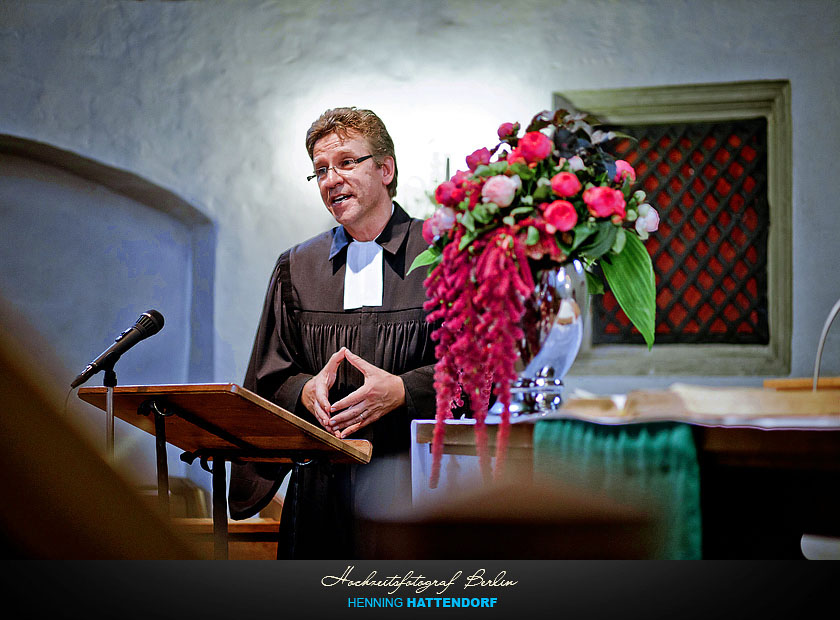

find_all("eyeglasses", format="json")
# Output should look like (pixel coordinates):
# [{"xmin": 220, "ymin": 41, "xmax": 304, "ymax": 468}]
[{"xmin": 307, "ymin": 155, "xmax": 375, "ymax": 182}]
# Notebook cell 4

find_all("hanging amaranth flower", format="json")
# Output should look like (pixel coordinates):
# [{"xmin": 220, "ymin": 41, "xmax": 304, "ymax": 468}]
[{"xmin": 423, "ymin": 227, "xmax": 533, "ymax": 486}]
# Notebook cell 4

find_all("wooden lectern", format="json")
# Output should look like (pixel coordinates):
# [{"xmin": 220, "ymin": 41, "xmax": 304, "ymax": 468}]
[{"xmin": 77, "ymin": 383, "xmax": 372, "ymax": 559}]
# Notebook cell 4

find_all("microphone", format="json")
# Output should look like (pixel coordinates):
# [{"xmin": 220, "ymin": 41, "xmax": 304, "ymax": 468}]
[{"xmin": 71, "ymin": 309, "xmax": 165, "ymax": 388}]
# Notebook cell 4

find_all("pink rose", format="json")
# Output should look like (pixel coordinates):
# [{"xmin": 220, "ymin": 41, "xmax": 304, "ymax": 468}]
[
  {"xmin": 583, "ymin": 186, "xmax": 626, "ymax": 218},
  {"xmin": 434, "ymin": 180, "xmax": 466, "ymax": 207},
  {"xmin": 614, "ymin": 159, "xmax": 636, "ymax": 183},
  {"xmin": 497, "ymin": 122, "xmax": 520, "ymax": 140},
  {"xmin": 517, "ymin": 131, "xmax": 553, "ymax": 163},
  {"xmin": 543, "ymin": 200, "xmax": 578, "ymax": 233},
  {"xmin": 481, "ymin": 174, "xmax": 521, "ymax": 207},
  {"xmin": 466, "ymin": 147, "xmax": 491, "ymax": 172},
  {"xmin": 550, "ymin": 171, "xmax": 582, "ymax": 197},
  {"xmin": 423, "ymin": 206, "xmax": 457, "ymax": 243}
]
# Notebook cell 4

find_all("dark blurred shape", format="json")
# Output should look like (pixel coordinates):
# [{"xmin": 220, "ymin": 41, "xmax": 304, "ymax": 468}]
[
  {"xmin": 355, "ymin": 478, "xmax": 661, "ymax": 559},
  {"xmin": 136, "ymin": 477, "xmax": 211, "ymax": 519},
  {"xmin": 0, "ymin": 295, "xmax": 199, "ymax": 559}
]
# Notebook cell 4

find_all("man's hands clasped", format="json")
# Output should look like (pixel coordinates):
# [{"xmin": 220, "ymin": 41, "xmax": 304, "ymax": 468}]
[{"xmin": 300, "ymin": 347, "xmax": 406, "ymax": 439}]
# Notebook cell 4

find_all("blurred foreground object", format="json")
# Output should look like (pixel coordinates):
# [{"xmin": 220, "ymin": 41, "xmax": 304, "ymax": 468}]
[
  {"xmin": 355, "ymin": 479, "xmax": 661, "ymax": 559},
  {"xmin": 0, "ymin": 296, "xmax": 198, "ymax": 559}
]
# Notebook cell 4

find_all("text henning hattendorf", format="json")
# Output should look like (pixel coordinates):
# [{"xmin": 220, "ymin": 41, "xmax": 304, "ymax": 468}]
[{"xmin": 321, "ymin": 566, "xmax": 517, "ymax": 596}]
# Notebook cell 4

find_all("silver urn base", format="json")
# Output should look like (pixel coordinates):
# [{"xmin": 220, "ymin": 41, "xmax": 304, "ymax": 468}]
[
  {"xmin": 489, "ymin": 259, "xmax": 587, "ymax": 418},
  {"xmin": 489, "ymin": 370, "xmax": 565, "ymax": 416}
]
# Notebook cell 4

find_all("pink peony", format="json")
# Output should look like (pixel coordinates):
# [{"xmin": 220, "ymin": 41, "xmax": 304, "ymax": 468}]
[
  {"xmin": 497, "ymin": 121, "xmax": 520, "ymax": 140},
  {"xmin": 550, "ymin": 171, "xmax": 582, "ymax": 197},
  {"xmin": 423, "ymin": 206, "xmax": 457, "ymax": 243},
  {"xmin": 481, "ymin": 174, "xmax": 521, "ymax": 207},
  {"xmin": 517, "ymin": 131, "xmax": 553, "ymax": 163},
  {"xmin": 542, "ymin": 200, "xmax": 578, "ymax": 233},
  {"xmin": 421, "ymin": 218, "xmax": 437, "ymax": 244},
  {"xmin": 583, "ymin": 186, "xmax": 626, "ymax": 218},
  {"xmin": 635, "ymin": 203, "xmax": 659, "ymax": 235},
  {"xmin": 614, "ymin": 159, "xmax": 636, "ymax": 183},
  {"xmin": 435, "ymin": 180, "xmax": 466, "ymax": 208},
  {"xmin": 466, "ymin": 147, "xmax": 492, "ymax": 172}
]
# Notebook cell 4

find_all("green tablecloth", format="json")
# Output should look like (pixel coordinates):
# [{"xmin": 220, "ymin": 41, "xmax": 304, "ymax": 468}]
[{"xmin": 533, "ymin": 419, "xmax": 702, "ymax": 559}]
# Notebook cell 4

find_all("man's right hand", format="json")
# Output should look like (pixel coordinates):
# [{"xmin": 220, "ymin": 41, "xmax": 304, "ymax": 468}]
[{"xmin": 300, "ymin": 347, "xmax": 346, "ymax": 428}]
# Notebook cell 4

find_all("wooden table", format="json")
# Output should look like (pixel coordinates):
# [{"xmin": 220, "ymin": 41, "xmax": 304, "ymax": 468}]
[{"xmin": 411, "ymin": 380, "xmax": 840, "ymax": 559}]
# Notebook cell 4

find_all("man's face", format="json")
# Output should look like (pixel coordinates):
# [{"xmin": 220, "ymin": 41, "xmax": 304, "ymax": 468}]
[{"xmin": 311, "ymin": 130, "xmax": 394, "ymax": 238}]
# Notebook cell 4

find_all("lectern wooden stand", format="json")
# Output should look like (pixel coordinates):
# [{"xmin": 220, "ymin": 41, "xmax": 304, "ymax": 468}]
[{"xmin": 77, "ymin": 383, "xmax": 372, "ymax": 559}]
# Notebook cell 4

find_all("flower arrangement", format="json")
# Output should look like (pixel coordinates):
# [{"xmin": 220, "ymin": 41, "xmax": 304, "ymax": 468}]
[{"xmin": 409, "ymin": 108, "xmax": 658, "ymax": 486}]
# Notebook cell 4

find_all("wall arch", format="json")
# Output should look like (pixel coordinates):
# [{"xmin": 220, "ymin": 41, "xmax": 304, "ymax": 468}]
[{"xmin": 0, "ymin": 134, "xmax": 215, "ymax": 489}]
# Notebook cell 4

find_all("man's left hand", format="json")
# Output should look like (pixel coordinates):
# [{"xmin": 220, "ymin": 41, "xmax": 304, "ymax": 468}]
[{"xmin": 327, "ymin": 348, "xmax": 406, "ymax": 439}]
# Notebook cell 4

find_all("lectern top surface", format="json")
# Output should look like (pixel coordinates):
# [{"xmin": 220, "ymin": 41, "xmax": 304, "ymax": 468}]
[{"xmin": 77, "ymin": 383, "xmax": 372, "ymax": 464}]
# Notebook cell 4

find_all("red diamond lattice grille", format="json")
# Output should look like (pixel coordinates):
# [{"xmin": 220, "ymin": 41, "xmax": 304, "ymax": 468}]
[{"xmin": 593, "ymin": 118, "xmax": 769, "ymax": 345}]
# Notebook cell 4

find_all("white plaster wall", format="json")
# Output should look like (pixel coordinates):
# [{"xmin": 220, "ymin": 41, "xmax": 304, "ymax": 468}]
[{"xmin": 2, "ymin": 0, "xmax": 839, "ymax": 390}]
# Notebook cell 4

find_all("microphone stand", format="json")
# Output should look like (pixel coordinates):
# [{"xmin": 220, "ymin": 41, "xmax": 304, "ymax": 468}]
[{"xmin": 102, "ymin": 364, "xmax": 118, "ymax": 463}]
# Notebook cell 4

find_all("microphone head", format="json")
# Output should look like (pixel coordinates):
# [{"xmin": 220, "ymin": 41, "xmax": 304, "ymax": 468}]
[{"xmin": 134, "ymin": 309, "xmax": 165, "ymax": 337}]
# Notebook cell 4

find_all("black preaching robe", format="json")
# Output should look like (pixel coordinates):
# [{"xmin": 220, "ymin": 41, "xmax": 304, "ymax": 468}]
[{"xmin": 229, "ymin": 203, "xmax": 436, "ymax": 558}]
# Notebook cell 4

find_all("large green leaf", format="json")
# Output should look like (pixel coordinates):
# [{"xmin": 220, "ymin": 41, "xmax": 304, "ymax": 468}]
[{"xmin": 601, "ymin": 233, "xmax": 656, "ymax": 349}]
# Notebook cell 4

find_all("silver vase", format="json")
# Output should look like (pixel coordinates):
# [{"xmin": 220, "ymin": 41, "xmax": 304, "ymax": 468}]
[{"xmin": 490, "ymin": 259, "xmax": 588, "ymax": 416}]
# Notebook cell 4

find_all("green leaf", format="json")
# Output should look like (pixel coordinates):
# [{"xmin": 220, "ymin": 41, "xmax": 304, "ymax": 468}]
[
  {"xmin": 458, "ymin": 232, "xmax": 477, "ymax": 251},
  {"xmin": 459, "ymin": 210, "xmax": 475, "ymax": 232},
  {"xmin": 407, "ymin": 246, "xmax": 441, "ymax": 275},
  {"xmin": 578, "ymin": 221, "xmax": 617, "ymax": 260},
  {"xmin": 601, "ymin": 232, "xmax": 656, "ymax": 349},
  {"xmin": 525, "ymin": 226, "xmax": 540, "ymax": 246},
  {"xmin": 472, "ymin": 204, "xmax": 493, "ymax": 224},
  {"xmin": 585, "ymin": 270, "xmax": 604, "ymax": 295},
  {"xmin": 611, "ymin": 130, "xmax": 638, "ymax": 142},
  {"xmin": 510, "ymin": 205, "xmax": 535, "ymax": 217},
  {"xmin": 502, "ymin": 216, "xmax": 516, "ymax": 227},
  {"xmin": 509, "ymin": 163, "xmax": 535, "ymax": 180},
  {"xmin": 489, "ymin": 161, "xmax": 509, "ymax": 174},
  {"xmin": 570, "ymin": 221, "xmax": 597, "ymax": 251},
  {"xmin": 611, "ymin": 226, "xmax": 626, "ymax": 254},
  {"xmin": 532, "ymin": 184, "xmax": 553, "ymax": 203}
]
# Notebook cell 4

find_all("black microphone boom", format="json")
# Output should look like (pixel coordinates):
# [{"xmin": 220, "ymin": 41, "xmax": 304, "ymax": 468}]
[{"xmin": 70, "ymin": 310, "xmax": 165, "ymax": 388}]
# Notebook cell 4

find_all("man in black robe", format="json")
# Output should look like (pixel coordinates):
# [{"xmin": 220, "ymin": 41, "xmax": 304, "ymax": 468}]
[{"xmin": 228, "ymin": 107, "xmax": 436, "ymax": 558}]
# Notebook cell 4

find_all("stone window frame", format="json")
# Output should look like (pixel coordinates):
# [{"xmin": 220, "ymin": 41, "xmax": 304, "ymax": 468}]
[{"xmin": 554, "ymin": 80, "xmax": 792, "ymax": 376}]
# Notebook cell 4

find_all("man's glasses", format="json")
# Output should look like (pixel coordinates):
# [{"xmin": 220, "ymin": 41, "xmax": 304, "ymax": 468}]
[{"xmin": 307, "ymin": 155, "xmax": 375, "ymax": 182}]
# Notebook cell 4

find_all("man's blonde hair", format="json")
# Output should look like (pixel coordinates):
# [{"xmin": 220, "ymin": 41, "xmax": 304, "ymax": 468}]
[{"xmin": 306, "ymin": 107, "xmax": 398, "ymax": 198}]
